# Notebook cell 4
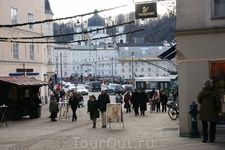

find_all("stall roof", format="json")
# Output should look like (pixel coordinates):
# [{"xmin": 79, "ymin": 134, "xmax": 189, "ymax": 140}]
[{"xmin": 0, "ymin": 76, "xmax": 48, "ymax": 86}]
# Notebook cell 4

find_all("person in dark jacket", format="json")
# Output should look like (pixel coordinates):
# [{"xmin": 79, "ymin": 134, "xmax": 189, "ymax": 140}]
[
  {"xmin": 161, "ymin": 92, "xmax": 168, "ymax": 112},
  {"xmin": 69, "ymin": 92, "xmax": 80, "ymax": 122},
  {"xmin": 131, "ymin": 89, "xmax": 140, "ymax": 116},
  {"xmin": 98, "ymin": 90, "xmax": 110, "ymax": 128},
  {"xmin": 124, "ymin": 91, "xmax": 131, "ymax": 113},
  {"xmin": 49, "ymin": 96, "xmax": 58, "ymax": 122},
  {"xmin": 87, "ymin": 95, "xmax": 99, "ymax": 128},
  {"xmin": 197, "ymin": 79, "xmax": 221, "ymax": 143},
  {"xmin": 140, "ymin": 88, "xmax": 147, "ymax": 116}
]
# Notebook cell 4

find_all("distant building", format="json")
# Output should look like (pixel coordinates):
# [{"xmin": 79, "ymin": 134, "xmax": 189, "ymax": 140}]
[
  {"xmin": 73, "ymin": 9, "xmax": 127, "ymax": 47},
  {"xmin": 117, "ymin": 43, "xmax": 176, "ymax": 79}
]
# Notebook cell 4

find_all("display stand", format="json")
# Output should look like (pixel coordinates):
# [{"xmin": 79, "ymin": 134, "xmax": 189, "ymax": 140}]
[
  {"xmin": 0, "ymin": 105, "xmax": 8, "ymax": 127},
  {"xmin": 106, "ymin": 103, "xmax": 124, "ymax": 130},
  {"xmin": 58, "ymin": 101, "xmax": 71, "ymax": 121}
]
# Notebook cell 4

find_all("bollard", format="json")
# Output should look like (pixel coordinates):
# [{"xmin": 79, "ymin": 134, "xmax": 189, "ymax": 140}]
[{"xmin": 188, "ymin": 101, "xmax": 200, "ymax": 138}]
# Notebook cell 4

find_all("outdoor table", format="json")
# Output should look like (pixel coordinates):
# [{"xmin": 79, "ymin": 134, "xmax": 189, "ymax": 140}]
[{"xmin": 0, "ymin": 105, "xmax": 8, "ymax": 127}]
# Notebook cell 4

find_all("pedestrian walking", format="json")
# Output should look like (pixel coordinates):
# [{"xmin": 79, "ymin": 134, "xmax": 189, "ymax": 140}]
[
  {"xmin": 172, "ymin": 87, "xmax": 178, "ymax": 102},
  {"xmin": 161, "ymin": 92, "xmax": 168, "ymax": 112},
  {"xmin": 152, "ymin": 91, "xmax": 160, "ymax": 113},
  {"xmin": 98, "ymin": 90, "xmax": 110, "ymax": 128},
  {"xmin": 49, "ymin": 95, "xmax": 58, "ymax": 122},
  {"xmin": 69, "ymin": 92, "xmax": 80, "ymax": 122},
  {"xmin": 115, "ymin": 92, "xmax": 123, "ymax": 104},
  {"xmin": 197, "ymin": 79, "xmax": 221, "ymax": 143},
  {"xmin": 140, "ymin": 88, "xmax": 147, "ymax": 116},
  {"xmin": 124, "ymin": 91, "xmax": 131, "ymax": 113},
  {"xmin": 131, "ymin": 89, "xmax": 140, "ymax": 116},
  {"xmin": 87, "ymin": 95, "xmax": 99, "ymax": 128}
]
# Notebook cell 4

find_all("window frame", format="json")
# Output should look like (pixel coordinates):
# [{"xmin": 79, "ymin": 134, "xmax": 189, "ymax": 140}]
[
  {"xmin": 13, "ymin": 43, "xmax": 20, "ymax": 60},
  {"xmin": 11, "ymin": 7, "xmax": 18, "ymax": 25},
  {"xmin": 30, "ymin": 44, "xmax": 35, "ymax": 61},
  {"xmin": 212, "ymin": 0, "xmax": 225, "ymax": 19},
  {"xmin": 28, "ymin": 13, "xmax": 34, "ymax": 30}
]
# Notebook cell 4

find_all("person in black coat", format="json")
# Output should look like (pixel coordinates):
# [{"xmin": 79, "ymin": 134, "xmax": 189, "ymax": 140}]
[
  {"xmin": 161, "ymin": 92, "xmax": 168, "ymax": 112},
  {"xmin": 69, "ymin": 92, "xmax": 80, "ymax": 122},
  {"xmin": 98, "ymin": 90, "xmax": 110, "ymax": 128},
  {"xmin": 131, "ymin": 89, "xmax": 140, "ymax": 116},
  {"xmin": 140, "ymin": 88, "xmax": 147, "ymax": 116}
]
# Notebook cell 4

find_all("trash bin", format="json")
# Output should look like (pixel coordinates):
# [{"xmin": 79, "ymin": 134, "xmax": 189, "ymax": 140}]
[{"xmin": 37, "ymin": 104, "xmax": 42, "ymax": 118}]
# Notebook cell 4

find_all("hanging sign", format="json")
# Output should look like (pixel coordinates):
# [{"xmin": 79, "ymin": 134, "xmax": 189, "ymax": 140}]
[{"xmin": 135, "ymin": 3, "xmax": 157, "ymax": 19}]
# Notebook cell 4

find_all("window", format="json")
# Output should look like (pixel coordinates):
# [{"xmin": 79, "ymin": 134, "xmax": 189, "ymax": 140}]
[
  {"xmin": 28, "ymin": 13, "xmax": 34, "ymax": 29},
  {"xmin": 64, "ymin": 72, "xmax": 67, "ymax": 76},
  {"xmin": 46, "ymin": 23, "xmax": 53, "ymax": 35},
  {"xmin": 30, "ymin": 44, "xmax": 35, "ymax": 61},
  {"xmin": 135, "ymin": 62, "xmax": 138, "ymax": 65},
  {"xmin": 213, "ymin": 0, "xmax": 225, "ymax": 17},
  {"xmin": 77, "ymin": 66, "xmax": 79, "ymax": 69},
  {"xmin": 129, "ymin": 75, "xmax": 131, "ymax": 78},
  {"xmin": 64, "ymin": 64, "xmax": 67, "ymax": 68},
  {"xmin": 122, "ymin": 69, "xmax": 124, "ymax": 72},
  {"xmin": 148, "ymin": 68, "xmax": 151, "ymax": 71},
  {"xmin": 122, "ymin": 63, "xmax": 124, "ymax": 66},
  {"xmin": 122, "ymin": 75, "xmax": 124, "ymax": 79},
  {"xmin": 149, "ymin": 74, "xmax": 151, "ymax": 77},
  {"xmin": 135, "ymin": 68, "xmax": 138, "ymax": 72},
  {"xmin": 13, "ymin": 43, "xmax": 19, "ymax": 59},
  {"xmin": 115, "ymin": 71, "xmax": 117, "ymax": 75},
  {"xmin": 102, "ymin": 72, "xmax": 104, "ymax": 75},
  {"xmin": 115, "ymin": 64, "xmax": 117, "ymax": 67},
  {"xmin": 11, "ymin": 8, "xmax": 18, "ymax": 24},
  {"xmin": 109, "ymin": 71, "xmax": 111, "ymax": 74},
  {"xmin": 129, "ymin": 68, "xmax": 131, "ymax": 72},
  {"xmin": 129, "ymin": 62, "xmax": 131, "ymax": 66},
  {"xmin": 141, "ymin": 62, "xmax": 144, "ymax": 65},
  {"xmin": 141, "ymin": 68, "xmax": 144, "ymax": 72}
]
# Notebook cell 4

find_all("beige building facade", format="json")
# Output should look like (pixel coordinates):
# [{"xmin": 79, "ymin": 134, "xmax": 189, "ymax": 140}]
[
  {"xmin": 0, "ymin": 0, "xmax": 54, "ymax": 102},
  {"xmin": 174, "ymin": 0, "xmax": 225, "ymax": 136}
]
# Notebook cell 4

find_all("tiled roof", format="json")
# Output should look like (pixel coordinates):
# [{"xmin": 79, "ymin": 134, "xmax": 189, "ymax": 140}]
[{"xmin": 0, "ymin": 76, "xmax": 48, "ymax": 86}]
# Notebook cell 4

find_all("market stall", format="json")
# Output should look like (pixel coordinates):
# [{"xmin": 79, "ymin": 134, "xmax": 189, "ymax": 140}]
[{"xmin": 0, "ymin": 76, "xmax": 48, "ymax": 120}]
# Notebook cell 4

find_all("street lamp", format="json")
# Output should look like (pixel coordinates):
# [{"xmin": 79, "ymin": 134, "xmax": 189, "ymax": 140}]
[
  {"xmin": 131, "ymin": 51, "xmax": 135, "ymax": 89},
  {"xmin": 111, "ymin": 57, "xmax": 114, "ymax": 83},
  {"xmin": 60, "ymin": 53, "xmax": 63, "ymax": 87}
]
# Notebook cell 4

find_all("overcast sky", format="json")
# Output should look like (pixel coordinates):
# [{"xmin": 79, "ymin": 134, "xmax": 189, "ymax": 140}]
[
  {"xmin": 49, "ymin": 0, "xmax": 170, "ymax": 18},
  {"xmin": 49, "ymin": 0, "xmax": 135, "ymax": 19}
]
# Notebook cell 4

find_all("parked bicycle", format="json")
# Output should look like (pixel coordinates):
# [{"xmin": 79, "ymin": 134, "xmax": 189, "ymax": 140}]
[{"xmin": 167, "ymin": 100, "xmax": 179, "ymax": 120}]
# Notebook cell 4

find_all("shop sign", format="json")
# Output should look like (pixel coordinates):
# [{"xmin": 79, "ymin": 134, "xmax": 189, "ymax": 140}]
[{"xmin": 135, "ymin": 3, "xmax": 157, "ymax": 19}]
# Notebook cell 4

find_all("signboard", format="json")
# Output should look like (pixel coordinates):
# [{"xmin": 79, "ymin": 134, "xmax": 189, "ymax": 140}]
[
  {"xmin": 135, "ymin": 3, "xmax": 157, "ymax": 19},
  {"xmin": 106, "ymin": 103, "xmax": 122, "ymax": 124}
]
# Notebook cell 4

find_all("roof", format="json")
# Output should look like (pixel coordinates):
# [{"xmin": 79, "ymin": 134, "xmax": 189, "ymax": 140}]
[
  {"xmin": 157, "ymin": 45, "xmax": 177, "ymax": 60},
  {"xmin": 45, "ymin": 0, "xmax": 54, "ymax": 15},
  {"xmin": 0, "ymin": 76, "xmax": 48, "ymax": 86},
  {"xmin": 117, "ymin": 43, "xmax": 164, "ymax": 47},
  {"xmin": 88, "ymin": 10, "xmax": 104, "ymax": 26}
]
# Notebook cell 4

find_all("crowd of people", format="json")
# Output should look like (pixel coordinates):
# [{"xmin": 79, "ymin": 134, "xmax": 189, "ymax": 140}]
[{"xmin": 48, "ymin": 86, "xmax": 170, "ymax": 130}]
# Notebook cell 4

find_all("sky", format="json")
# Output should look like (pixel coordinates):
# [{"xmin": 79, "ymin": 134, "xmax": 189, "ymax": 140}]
[{"xmin": 48, "ymin": 0, "xmax": 169, "ymax": 20}]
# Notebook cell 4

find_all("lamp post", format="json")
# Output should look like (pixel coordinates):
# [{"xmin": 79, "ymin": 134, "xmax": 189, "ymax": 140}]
[
  {"xmin": 131, "ymin": 51, "xmax": 135, "ymax": 89},
  {"xmin": 56, "ymin": 61, "xmax": 59, "ymax": 84},
  {"xmin": 111, "ymin": 57, "xmax": 114, "ymax": 83},
  {"xmin": 60, "ymin": 53, "xmax": 63, "ymax": 87}
]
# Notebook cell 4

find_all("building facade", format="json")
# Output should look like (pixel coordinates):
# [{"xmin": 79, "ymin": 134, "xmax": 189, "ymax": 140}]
[
  {"xmin": 54, "ymin": 45, "xmax": 120, "ymax": 81},
  {"xmin": 174, "ymin": 0, "xmax": 225, "ymax": 136},
  {"xmin": 118, "ymin": 43, "xmax": 176, "ymax": 79},
  {"xmin": 0, "ymin": 0, "xmax": 54, "ymax": 101}
]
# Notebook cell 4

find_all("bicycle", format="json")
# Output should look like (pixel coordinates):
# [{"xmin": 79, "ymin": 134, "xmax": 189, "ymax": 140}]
[{"xmin": 167, "ymin": 101, "xmax": 179, "ymax": 120}]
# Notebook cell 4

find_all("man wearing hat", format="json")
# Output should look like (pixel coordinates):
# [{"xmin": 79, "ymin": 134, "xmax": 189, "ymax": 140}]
[{"xmin": 98, "ymin": 90, "xmax": 110, "ymax": 128}]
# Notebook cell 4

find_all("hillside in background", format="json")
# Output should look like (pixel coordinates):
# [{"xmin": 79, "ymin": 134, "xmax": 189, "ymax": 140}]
[{"xmin": 53, "ymin": 12, "xmax": 176, "ymax": 44}]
